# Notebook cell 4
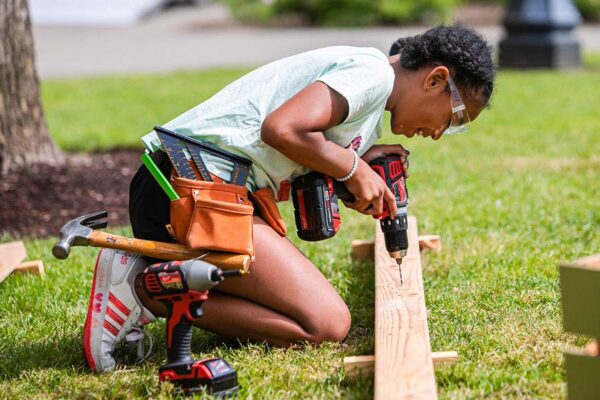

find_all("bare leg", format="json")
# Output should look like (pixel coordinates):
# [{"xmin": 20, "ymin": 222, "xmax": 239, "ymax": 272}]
[{"xmin": 135, "ymin": 216, "xmax": 351, "ymax": 347}]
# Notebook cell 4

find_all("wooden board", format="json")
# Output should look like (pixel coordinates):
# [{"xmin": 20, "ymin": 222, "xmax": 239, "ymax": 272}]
[
  {"xmin": 14, "ymin": 260, "xmax": 45, "ymax": 278},
  {"xmin": 0, "ymin": 241, "xmax": 27, "ymax": 283},
  {"xmin": 560, "ymin": 260, "xmax": 600, "ymax": 337},
  {"xmin": 374, "ymin": 216, "xmax": 437, "ymax": 400},
  {"xmin": 352, "ymin": 235, "xmax": 442, "ymax": 261},
  {"xmin": 565, "ymin": 346, "xmax": 600, "ymax": 400},
  {"xmin": 344, "ymin": 351, "xmax": 458, "ymax": 378},
  {"xmin": 575, "ymin": 253, "xmax": 600, "ymax": 268},
  {"xmin": 351, "ymin": 240, "xmax": 375, "ymax": 261},
  {"xmin": 418, "ymin": 235, "xmax": 442, "ymax": 252}
]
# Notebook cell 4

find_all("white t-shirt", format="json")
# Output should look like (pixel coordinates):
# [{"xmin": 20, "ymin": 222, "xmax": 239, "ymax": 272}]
[{"xmin": 142, "ymin": 46, "xmax": 394, "ymax": 201}]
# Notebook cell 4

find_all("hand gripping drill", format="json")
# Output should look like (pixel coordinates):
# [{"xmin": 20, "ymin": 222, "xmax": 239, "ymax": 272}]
[{"xmin": 292, "ymin": 154, "xmax": 409, "ymax": 282}]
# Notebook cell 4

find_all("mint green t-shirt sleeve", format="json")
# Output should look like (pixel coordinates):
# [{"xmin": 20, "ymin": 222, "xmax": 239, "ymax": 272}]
[{"xmin": 317, "ymin": 54, "xmax": 394, "ymax": 123}]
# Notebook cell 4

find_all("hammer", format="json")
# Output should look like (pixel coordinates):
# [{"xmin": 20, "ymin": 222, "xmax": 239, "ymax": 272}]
[{"xmin": 52, "ymin": 211, "xmax": 250, "ymax": 272}]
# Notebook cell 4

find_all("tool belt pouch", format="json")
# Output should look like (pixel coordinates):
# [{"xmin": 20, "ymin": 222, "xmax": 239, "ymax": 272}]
[
  {"xmin": 170, "ymin": 176, "xmax": 255, "ymax": 257},
  {"xmin": 249, "ymin": 188, "xmax": 287, "ymax": 237}
]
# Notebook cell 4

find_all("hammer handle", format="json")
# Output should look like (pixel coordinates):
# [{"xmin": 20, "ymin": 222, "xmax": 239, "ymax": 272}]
[{"xmin": 87, "ymin": 231, "xmax": 250, "ymax": 271}]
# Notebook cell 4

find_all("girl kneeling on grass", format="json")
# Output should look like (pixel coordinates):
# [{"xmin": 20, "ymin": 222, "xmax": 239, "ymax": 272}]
[{"xmin": 83, "ymin": 25, "xmax": 495, "ymax": 372}]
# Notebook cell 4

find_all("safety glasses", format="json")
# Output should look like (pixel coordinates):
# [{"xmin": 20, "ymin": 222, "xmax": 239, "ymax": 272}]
[{"xmin": 443, "ymin": 75, "xmax": 471, "ymax": 135}]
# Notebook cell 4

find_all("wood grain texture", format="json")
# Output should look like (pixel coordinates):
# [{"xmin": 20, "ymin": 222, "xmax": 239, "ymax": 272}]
[
  {"xmin": 344, "ymin": 351, "xmax": 457, "ymax": 378},
  {"xmin": 0, "ymin": 241, "xmax": 27, "ymax": 283},
  {"xmin": 374, "ymin": 216, "xmax": 437, "ymax": 400}
]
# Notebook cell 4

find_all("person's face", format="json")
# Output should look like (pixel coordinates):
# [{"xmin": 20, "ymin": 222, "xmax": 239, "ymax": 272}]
[{"xmin": 390, "ymin": 66, "xmax": 482, "ymax": 141}]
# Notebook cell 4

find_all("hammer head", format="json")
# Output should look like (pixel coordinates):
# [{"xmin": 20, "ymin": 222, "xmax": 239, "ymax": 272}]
[{"xmin": 52, "ymin": 211, "xmax": 108, "ymax": 260}]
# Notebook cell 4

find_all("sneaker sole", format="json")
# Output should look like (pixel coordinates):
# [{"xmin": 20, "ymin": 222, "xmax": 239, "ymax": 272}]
[{"xmin": 83, "ymin": 248, "xmax": 105, "ymax": 372}]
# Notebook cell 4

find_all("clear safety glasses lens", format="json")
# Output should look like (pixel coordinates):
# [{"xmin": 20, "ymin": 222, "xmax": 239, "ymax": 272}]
[{"xmin": 443, "ymin": 76, "xmax": 471, "ymax": 135}]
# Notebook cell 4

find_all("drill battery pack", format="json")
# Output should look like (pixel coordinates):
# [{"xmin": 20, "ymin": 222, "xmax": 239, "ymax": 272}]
[
  {"xmin": 159, "ymin": 357, "xmax": 238, "ymax": 396},
  {"xmin": 291, "ymin": 172, "xmax": 341, "ymax": 241}
]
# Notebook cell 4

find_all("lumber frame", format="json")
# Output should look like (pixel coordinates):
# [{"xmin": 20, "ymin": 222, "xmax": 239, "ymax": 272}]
[{"xmin": 374, "ymin": 216, "xmax": 437, "ymax": 399}]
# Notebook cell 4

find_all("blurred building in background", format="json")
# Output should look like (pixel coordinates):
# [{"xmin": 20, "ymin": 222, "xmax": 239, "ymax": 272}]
[{"xmin": 29, "ymin": 0, "xmax": 206, "ymax": 27}]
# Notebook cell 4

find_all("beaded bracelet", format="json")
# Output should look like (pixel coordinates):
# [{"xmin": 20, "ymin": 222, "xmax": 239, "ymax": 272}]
[{"xmin": 335, "ymin": 149, "xmax": 359, "ymax": 182}]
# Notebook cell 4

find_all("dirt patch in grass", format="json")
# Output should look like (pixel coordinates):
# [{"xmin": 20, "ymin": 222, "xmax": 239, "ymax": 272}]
[{"xmin": 0, "ymin": 149, "xmax": 142, "ymax": 238}]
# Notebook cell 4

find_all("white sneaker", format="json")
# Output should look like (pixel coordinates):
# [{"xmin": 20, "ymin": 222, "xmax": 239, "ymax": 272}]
[{"xmin": 82, "ymin": 248, "xmax": 156, "ymax": 373}]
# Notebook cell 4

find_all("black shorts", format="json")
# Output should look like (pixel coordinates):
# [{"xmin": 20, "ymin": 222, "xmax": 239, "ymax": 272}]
[{"xmin": 128, "ymin": 150, "xmax": 172, "ymax": 242}]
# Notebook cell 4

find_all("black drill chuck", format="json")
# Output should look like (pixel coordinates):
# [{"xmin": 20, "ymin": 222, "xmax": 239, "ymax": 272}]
[{"xmin": 381, "ymin": 213, "xmax": 408, "ymax": 257}]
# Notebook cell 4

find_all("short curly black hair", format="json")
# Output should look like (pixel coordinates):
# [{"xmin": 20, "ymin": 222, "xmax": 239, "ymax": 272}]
[{"xmin": 390, "ymin": 25, "xmax": 495, "ymax": 108}]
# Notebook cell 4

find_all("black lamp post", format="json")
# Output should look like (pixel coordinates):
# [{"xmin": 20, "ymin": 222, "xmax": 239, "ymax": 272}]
[{"xmin": 499, "ymin": 0, "xmax": 582, "ymax": 68}]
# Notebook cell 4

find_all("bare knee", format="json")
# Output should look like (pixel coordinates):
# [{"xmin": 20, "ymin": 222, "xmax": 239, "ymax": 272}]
[{"xmin": 306, "ymin": 302, "xmax": 352, "ymax": 344}]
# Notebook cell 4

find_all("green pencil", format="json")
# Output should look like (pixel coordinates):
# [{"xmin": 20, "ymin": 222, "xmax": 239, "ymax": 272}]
[{"xmin": 140, "ymin": 152, "xmax": 180, "ymax": 201}]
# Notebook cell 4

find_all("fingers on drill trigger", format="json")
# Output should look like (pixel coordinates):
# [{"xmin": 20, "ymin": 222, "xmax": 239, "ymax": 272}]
[
  {"xmin": 372, "ymin": 195, "xmax": 384, "ymax": 215},
  {"xmin": 385, "ymin": 188, "xmax": 397, "ymax": 216}
]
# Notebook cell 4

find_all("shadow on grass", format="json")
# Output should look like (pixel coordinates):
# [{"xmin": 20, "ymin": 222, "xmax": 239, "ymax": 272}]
[
  {"xmin": 0, "ymin": 333, "xmax": 85, "ymax": 380},
  {"xmin": 0, "ymin": 327, "xmax": 241, "ymax": 383}
]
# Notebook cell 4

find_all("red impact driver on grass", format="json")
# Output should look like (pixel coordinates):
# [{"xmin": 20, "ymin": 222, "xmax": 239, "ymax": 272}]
[
  {"xmin": 142, "ymin": 259, "xmax": 241, "ymax": 396},
  {"xmin": 292, "ymin": 154, "xmax": 409, "ymax": 283}
]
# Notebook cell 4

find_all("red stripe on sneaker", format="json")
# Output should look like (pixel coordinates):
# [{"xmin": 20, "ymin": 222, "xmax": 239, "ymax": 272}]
[
  {"xmin": 104, "ymin": 320, "xmax": 119, "ymax": 337},
  {"xmin": 83, "ymin": 248, "xmax": 104, "ymax": 372},
  {"xmin": 108, "ymin": 292, "xmax": 130, "ymax": 316},
  {"xmin": 106, "ymin": 306, "xmax": 125, "ymax": 327}
]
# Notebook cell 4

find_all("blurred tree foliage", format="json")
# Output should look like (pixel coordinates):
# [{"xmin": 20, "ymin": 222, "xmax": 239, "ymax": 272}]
[
  {"xmin": 220, "ymin": 0, "xmax": 600, "ymax": 25},
  {"xmin": 220, "ymin": 0, "xmax": 460, "ymax": 26},
  {"xmin": 575, "ymin": 0, "xmax": 600, "ymax": 20}
]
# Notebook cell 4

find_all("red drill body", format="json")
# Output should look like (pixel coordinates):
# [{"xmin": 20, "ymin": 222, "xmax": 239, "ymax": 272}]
[
  {"xmin": 291, "ymin": 155, "xmax": 409, "ymax": 281},
  {"xmin": 142, "ymin": 259, "xmax": 239, "ymax": 396}
]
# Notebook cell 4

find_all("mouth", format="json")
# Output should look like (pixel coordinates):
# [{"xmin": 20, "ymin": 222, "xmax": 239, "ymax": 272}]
[
  {"xmin": 396, "ymin": 125, "xmax": 431, "ymax": 138},
  {"xmin": 413, "ymin": 128, "xmax": 429, "ymax": 138}
]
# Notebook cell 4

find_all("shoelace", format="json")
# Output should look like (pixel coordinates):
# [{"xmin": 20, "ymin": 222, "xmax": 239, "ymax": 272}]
[{"xmin": 125, "ymin": 326, "xmax": 153, "ymax": 364}]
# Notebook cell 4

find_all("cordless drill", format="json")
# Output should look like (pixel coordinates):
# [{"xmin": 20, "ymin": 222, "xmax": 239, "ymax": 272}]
[
  {"xmin": 292, "ymin": 154, "xmax": 409, "ymax": 282},
  {"xmin": 142, "ymin": 259, "xmax": 240, "ymax": 396}
]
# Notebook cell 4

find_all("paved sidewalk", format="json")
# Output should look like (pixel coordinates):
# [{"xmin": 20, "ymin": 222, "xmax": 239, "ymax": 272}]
[{"xmin": 33, "ymin": 4, "xmax": 600, "ymax": 79}]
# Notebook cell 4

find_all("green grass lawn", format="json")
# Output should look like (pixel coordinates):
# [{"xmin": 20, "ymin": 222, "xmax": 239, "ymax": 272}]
[{"xmin": 1, "ymin": 56, "xmax": 599, "ymax": 399}]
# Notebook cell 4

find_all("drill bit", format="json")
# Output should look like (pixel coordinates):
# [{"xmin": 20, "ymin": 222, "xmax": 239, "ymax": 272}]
[{"xmin": 396, "ymin": 257, "xmax": 403, "ymax": 285}]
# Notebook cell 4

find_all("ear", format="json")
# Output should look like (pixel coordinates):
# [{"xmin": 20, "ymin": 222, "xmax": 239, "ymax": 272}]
[{"xmin": 423, "ymin": 66, "xmax": 449, "ymax": 92}]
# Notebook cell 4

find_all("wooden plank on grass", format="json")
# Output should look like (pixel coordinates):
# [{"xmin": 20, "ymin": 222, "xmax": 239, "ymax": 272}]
[
  {"xmin": 418, "ymin": 235, "xmax": 442, "ymax": 252},
  {"xmin": 560, "ymin": 258, "xmax": 600, "ymax": 338},
  {"xmin": 0, "ymin": 241, "xmax": 27, "ymax": 284},
  {"xmin": 565, "ymin": 344, "xmax": 600, "ymax": 400},
  {"xmin": 352, "ymin": 235, "xmax": 442, "ymax": 261},
  {"xmin": 351, "ymin": 240, "xmax": 375, "ymax": 260},
  {"xmin": 374, "ymin": 216, "xmax": 437, "ymax": 400},
  {"xmin": 344, "ymin": 351, "xmax": 458, "ymax": 378},
  {"xmin": 14, "ymin": 260, "xmax": 45, "ymax": 278}
]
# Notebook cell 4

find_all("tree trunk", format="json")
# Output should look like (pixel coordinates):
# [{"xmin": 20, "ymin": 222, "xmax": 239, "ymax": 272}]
[{"xmin": 0, "ymin": 0, "xmax": 63, "ymax": 176}]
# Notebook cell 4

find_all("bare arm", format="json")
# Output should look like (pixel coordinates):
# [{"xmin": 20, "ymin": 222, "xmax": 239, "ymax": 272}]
[{"xmin": 261, "ymin": 81, "xmax": 396, "ymax": 216}]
